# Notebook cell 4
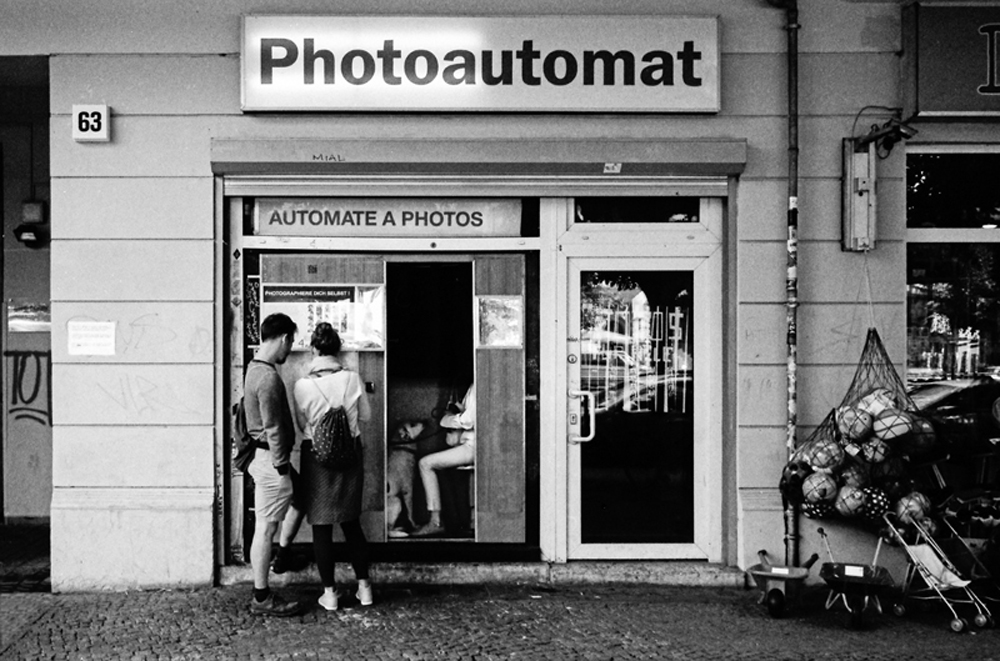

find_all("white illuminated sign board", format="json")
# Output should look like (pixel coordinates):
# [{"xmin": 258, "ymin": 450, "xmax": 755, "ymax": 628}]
[
  {"xmin": 241, "ymin": 16, "xmax": 720, "ymax": 112},
  {"xmin": 255, "ymin": 198, "xmax": 522, "ymax": 237}
]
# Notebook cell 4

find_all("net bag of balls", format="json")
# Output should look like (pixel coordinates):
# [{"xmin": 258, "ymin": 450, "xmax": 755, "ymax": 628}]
[{"xmin": 779, "ymin": 328, "xmax": 938, "ymax": 529}]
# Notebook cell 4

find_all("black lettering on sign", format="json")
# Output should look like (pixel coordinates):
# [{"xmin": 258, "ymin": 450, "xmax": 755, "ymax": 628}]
[
  {"xmin": 980, "ymin": 24, "xmax": 1000, "ymax": 95},
  {"xmin": 4, "ymin": 350, "xmax": 52, "ymax": 426}
]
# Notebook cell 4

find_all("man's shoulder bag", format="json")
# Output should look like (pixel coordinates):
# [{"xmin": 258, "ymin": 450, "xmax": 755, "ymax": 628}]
[{"xmin": 232, "ymin": 396, "xmax": 257, "ymax": 473}]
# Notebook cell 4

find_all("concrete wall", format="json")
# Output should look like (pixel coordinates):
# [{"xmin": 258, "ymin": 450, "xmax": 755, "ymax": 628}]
[{"xmin": 0, "ymin": 0, "xmax": 911, "ymax": 588}]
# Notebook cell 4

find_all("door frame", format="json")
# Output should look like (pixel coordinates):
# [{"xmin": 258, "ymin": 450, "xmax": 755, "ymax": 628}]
[{"xmin": 547, "ymin": 198, "xmax": 724, "ymax": 562}]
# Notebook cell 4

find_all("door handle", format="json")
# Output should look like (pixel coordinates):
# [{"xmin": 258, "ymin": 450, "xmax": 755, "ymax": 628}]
[{"xmin": 569, "ymin": 389, "xmax": 596, "ymax": 444}]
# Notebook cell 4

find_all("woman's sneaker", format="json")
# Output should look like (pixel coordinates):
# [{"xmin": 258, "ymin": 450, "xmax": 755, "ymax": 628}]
[
  {"xmin": 317, "ymin": 590, "xmax": 340, "ymax": 611},
  {"xmin": 250, "ymin": 592, "xmax": 302, "ymax": 617},
  {"xmin": 356, "ymin": 583, "xmax": 373, "ymax": 606}
]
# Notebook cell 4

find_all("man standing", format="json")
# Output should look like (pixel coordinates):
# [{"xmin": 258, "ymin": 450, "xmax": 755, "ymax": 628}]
[{"xmin": 244, "ymin": 313, "xmax": 302, "ymax": 616}]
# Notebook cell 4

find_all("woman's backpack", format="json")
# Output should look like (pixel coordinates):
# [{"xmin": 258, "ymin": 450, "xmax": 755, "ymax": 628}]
[{"xmin": 309, "ymin": 372, "xmax": 360, "ymax": 470}]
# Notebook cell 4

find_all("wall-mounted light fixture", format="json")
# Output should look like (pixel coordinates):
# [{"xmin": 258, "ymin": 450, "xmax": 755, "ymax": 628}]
[{"xmin": 14, "ymin": 200, "xmax": 49, "ymax": 249}]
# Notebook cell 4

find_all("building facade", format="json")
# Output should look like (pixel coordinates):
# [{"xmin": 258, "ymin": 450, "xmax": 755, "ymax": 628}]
[{"xmin": 1, "ymin": 0, "xmax": 998, "ymax": 591}]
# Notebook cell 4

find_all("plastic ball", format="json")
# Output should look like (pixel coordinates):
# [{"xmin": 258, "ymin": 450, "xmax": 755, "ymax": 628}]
[
  {"xmin": 802, "ymin": 501, "xmax": 836, "ymax": 519},
  {"xmin": 895, "ymin": 492, "xmax": 930, "ymax": 525},
  {"xmin": 803, "ymin": 472, "xmax": 839, "ymax": 503},
  {"xmin": 839, "ymin": 462, "xmax": 870, "ymax": 488},
  {"xmin": 857, "ymin": 388, "xmax": 897, "ymax": 417},
  {"xmin": 870, "ymin": 456, "xmax": 906, "ymax": 483},
  {"xmin": 898, "ymin": 416, "xmax": 936, "ymax": 455},
  {"xmin": 835, "ymin": 485, "xmax": 867, "ymax": 517},
  {"xmin": 917, "ymin": 517, "xmax": 939, "ymax": 537},
  {"xmin": 873, "ymin": 408, "xmax": 915, "ymax": 441},
  {"xmin": 861, "ymin": 438, "xmax": 891, "ymax": 464},
  {"xmin": 806, "ymin": 437, "xmax": 845, "ymax": 472},
  {"xmin": 779, "ymin": 461, "xmax": 812, "ymax": 503},
  {"xmin": 862, "ymin": 487, "xmax": 891, "ymax": 521},
  {"xmin": 836, "ymin": 405, "xmax": 874, "ymax": 441}
]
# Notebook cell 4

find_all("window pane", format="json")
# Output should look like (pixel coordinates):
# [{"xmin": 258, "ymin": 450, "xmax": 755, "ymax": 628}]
[
  {"xmin": 575, "ymin": 197, "xmax": 699, "ymax": 223},
  {"xmin": 907, "ymin": 244, "xmax": 1000, "ymax": 379},
  {"xmin": 907, "ymin": 154, "xmax": 1000, "ymax": 229}
]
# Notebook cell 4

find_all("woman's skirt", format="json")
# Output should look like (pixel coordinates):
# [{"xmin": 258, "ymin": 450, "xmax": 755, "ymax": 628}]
[{"xmin": 300, "ymin": 439, "xmax": 363, "ymax": 525}]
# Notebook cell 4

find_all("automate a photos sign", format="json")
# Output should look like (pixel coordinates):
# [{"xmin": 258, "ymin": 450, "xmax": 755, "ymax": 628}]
[{"xmin": 242, "ymin": 15, "xmax": 720, "ymax": 112}]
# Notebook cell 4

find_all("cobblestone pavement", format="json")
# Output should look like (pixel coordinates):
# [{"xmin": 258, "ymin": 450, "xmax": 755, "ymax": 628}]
[{"xmin": 1, "ymin": 582, "xmax": 998, "ymax": 660}]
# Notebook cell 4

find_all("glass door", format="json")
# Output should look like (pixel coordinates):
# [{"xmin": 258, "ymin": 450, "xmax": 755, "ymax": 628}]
[{"xmin": 566, "ymin": 256, "xmax": 721, "ymax": 560}]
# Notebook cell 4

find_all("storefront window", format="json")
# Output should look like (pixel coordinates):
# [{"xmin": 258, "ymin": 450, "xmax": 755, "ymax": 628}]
[
  {"xmin": 575, "ymin": 197, "xmax": 699, "ymax": 223},
  {"xmin": 906, "ymin": 151, "xmax": 1000, "ymax": 508},
  {"xmin": 907, "ymin": 154, "xmax": 1000, "ymax": 229}
]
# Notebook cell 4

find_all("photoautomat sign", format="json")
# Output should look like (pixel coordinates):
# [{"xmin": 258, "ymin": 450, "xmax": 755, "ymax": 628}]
[
  {"xmin": 255, "ymin": 198, "xmax": 522, "ymax": 237},
  {"xmin": 242, "ymin": 16, "xmax": 720, "ymax": 112}
]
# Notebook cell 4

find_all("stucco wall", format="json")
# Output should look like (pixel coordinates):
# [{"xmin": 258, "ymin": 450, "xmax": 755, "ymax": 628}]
[{"xmin": 1, "ymin": 0, "xmax": 913, "ymax": 588}]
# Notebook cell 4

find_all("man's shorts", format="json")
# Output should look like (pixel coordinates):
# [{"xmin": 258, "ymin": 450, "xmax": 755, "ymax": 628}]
[{"xmin": 248, "ymin": 453, "xmax": 294, "ymax": 523}]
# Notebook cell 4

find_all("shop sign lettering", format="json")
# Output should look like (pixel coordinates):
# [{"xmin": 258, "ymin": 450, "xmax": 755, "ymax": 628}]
[
  {"xmin": 255, "ymin": 198, "xmax": 520, "ymax": 237},
  {"xmin": 242, "ymin": 16, "xmax": 719, "ymax": 112}
]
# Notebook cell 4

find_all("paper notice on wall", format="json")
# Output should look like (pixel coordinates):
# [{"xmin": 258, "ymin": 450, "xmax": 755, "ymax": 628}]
[
  {"xmin": 260, "ymin": 284, "xmax": 385, "ymax": 351},
  {"xmin": 67, "ymin": 321, "xmax": 117, "ymax": 356}
]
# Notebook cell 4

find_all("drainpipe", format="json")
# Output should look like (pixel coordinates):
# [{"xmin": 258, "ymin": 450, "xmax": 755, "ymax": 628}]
[{"xmin": 765, "ymin": 0, "xmax": 801, "ymax": 567}]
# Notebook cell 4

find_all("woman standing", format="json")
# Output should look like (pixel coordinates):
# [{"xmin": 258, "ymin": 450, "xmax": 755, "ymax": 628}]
[{"xmin": 293, "ymin": 322, "xmax": 373, "ymax": 611}]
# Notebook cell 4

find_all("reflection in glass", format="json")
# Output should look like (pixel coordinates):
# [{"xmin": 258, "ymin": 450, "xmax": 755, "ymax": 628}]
[
  {"xmin": 579, "ymin": 270, "xmax": 694, "ymax": 544},
  {"xmin": 907, "ymin": 244, "xmax": 1000, "ymax": 380},
  {"xmin": 907, "ymin": 154, "xmax": 1000, "ymax": 229},
  {"xmin": 576, "ymin": 197, "xmax": 699, "ymax": 224}
]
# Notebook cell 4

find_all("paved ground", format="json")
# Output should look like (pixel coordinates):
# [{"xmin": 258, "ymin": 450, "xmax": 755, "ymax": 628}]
[
  {"xmin": 2, "ymin": 581, "xmax": 999, "ymax": 660},
  {"xmin": 2, "ymin": 524, "xmax": 999, "ymax": 660}
]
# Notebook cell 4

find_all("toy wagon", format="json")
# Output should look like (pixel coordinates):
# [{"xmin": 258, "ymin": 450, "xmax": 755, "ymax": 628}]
[{"xmin": 748, "ymin": 549, "xmax": 820, "ymax": 618}]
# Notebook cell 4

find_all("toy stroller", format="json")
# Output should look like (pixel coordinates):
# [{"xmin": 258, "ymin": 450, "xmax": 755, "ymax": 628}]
[
  {"xmin": 883, "ymin": 514, "xmax": 994, "ymax": 632},
  {"xmin": 817, "ymin": 527, "xmax": 896, "ymax": 628}
]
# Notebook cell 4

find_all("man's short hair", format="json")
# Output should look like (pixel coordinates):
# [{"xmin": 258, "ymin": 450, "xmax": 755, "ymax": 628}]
[{"xmin": 260, "ymin": 313, "xmax": 297, "ymax": 342}]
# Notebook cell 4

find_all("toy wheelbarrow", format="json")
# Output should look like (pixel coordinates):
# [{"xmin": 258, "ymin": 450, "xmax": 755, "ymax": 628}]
[
  {"xmin": 817, "ymin": 527, "xmax": 896, "ymax": 629},
  {"xmin": 748, "ymin": 549, "xmax": 820, "ymax": 618}
]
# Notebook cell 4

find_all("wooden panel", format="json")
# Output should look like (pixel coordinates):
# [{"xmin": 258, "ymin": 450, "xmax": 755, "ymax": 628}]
[
  {"xmin": 51, "ymin": 240, "xmax": 213, "ymax": 301},
  {"xmin": 475, "ymin": 255, "xmax": 525, "ymax": 543},
  {"xmin": 52, "ymin": 178, "xmax": 214, "ymax": 239},
  {"xmin": 358, "ymin": 351, "xmax": 386, "ymax": 542},
  {"xmin": 52, "ymin": 302, "xmax": 214, "ymax": 364},
  {"xmin": 51, "ymin": 55, "xmax": 239, "ymax": 116},
  {"xmin": 261, "ymin": 254, "xmax": 385, "ymax": 285},
  {"xmin": 53, "ymin": 364, "xmax": 214, "ymax": 425},
  {"xmin": 53, "ymin": 426, "xmax": 214, "ymax": 488}
]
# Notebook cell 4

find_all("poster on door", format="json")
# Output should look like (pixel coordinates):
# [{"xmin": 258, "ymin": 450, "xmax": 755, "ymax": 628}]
[{"xmin": 261, "ymin": 284, "xmax": 385, "ymax": 351}]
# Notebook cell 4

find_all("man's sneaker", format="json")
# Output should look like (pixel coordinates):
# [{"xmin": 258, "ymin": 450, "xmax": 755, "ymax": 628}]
[
  {"xmin": 356, "ymin": 583, "xmax": 373, "ymax": 606},
  {"xmin": 317, "ymin": 590, "xmax": 341, "ymax": 611},
  {"xmin": 250, "ymin": 592, "xmax": 302, "ymax": 617}
]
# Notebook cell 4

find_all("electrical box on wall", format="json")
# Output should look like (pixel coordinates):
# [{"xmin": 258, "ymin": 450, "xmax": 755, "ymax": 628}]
[{"xmin": 842, "ymin": 139, "xmax": 877, "ymax": 252}]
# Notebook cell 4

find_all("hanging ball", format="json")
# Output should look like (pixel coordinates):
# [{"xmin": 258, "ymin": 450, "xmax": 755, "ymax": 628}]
[
  {"xmin": 836, "ymin": 405, "xmax": 874, "ymax": 441},
  {"xmin": 840, "ymin": 462, "xmax": 870, "ymax": 488},
  {"xmin": 917, "ymin": 517, "xmax": 939, "ymax": 537},
  {"xmin": 803, "ymin": 472, "xmax": 839, "ymax": 503},
  {"xmin": 835, "ymin": 485, "xmax": 867, "ymax": 518},
  {"xmin": 861, "ymin": 438, "xmax": 892, "ymax": 464},
  {"xmin": 779, "ymin": 461, "xmax": 812, "ymax": 503},
  {"xmin": 857, "ymin": 388, "xmax": 898, "ymax": 417},
  {"xmin": 862, "ymin": 487, "xmax": 891, "ymax": 521},
  {"xmin": 806, "ymin": 437, "xmax": 845, "ymax": 473},
  {"xmin": 802, "ymin": 501, "xmax": 836, "ymax": 519},
  {"xmin": 873, "ymin": 408, "xmax": 915, "ymax": 441},
  {"xmin": 895, "ymin": 492, "xmax": 930, "ymax": 525},
  {"xmin": 898, "ymin": 415, "xmax": 936, "ymax": 455}
]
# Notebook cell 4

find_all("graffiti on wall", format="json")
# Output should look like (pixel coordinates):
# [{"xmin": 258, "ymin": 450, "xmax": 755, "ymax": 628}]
[{"xmin": 4, "ymin": 350, "xmax": 52, "ymax": 426}]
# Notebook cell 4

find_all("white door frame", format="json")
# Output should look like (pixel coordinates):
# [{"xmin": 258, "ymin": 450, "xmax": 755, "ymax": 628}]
[{"xmin": 541, "ymin": 198, "xmax": 724, "ymax": 562}]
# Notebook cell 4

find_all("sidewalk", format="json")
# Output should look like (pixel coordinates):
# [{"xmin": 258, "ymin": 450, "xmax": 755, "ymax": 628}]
[{"xmin": 2, "ymin": 581, "xmax": 998, "ymax": 660}]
